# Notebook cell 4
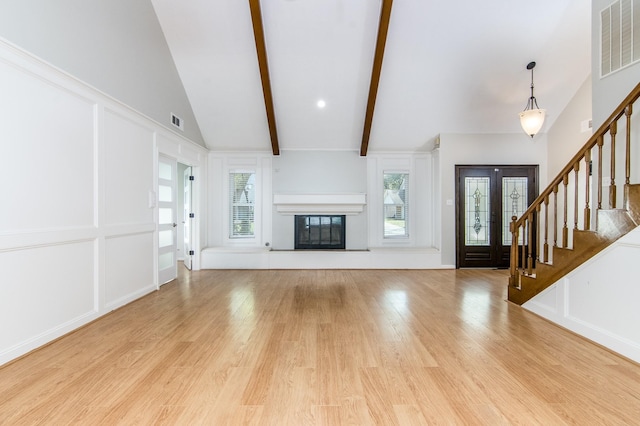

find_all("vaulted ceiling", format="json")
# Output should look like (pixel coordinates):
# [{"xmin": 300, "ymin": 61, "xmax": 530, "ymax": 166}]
[{"xmin": 151, "ymin": 0, "xmax": 591, "ymax": 155}]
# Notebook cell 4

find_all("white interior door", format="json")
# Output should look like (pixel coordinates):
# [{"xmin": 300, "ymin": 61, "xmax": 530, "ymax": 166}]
[
  {"xmin": 183, "ymin": 166, "xmax": 193, "ymax": 270},
  {"xmin": 158, "ymin": 155, "xmax": 177, "ymax": 284}
]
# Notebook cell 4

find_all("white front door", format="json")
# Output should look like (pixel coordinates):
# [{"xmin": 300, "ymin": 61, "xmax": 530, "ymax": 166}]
[
  {"xmin": 158, "ymin": 155, "xmax": 177, "ymax": 284},
  {"xmin": 183, "ymin": 166, "xmax": 193, "ymax": 270}
]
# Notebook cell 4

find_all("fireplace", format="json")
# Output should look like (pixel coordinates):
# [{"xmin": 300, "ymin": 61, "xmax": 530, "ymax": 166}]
[{"xmin": 295, "ymin": 215, "xmax": 345, "ymax": 249}]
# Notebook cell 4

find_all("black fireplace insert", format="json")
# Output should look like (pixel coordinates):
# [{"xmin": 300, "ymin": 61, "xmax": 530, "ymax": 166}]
[{"xmin": 294, "ymin": 215, "xmax": 345, "ymax": 249}]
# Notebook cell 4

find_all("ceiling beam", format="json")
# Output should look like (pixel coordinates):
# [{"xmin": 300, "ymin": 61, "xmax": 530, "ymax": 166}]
[
  {"xmin": 360, "ymin": 0, "xmax": 393, "ymax": 157},
  {"xmin": 249, "ymin": 0, "xmax": 280, "ymax": 155}
]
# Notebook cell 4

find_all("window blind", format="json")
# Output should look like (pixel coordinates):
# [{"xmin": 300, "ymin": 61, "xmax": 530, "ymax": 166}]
[{"xmin": 229, "ymin": 172, "xmax": 255, "ymax": 238}]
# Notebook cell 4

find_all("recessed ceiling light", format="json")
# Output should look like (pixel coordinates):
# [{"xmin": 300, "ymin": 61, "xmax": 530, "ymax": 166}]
[{"xmin": 317, "ymin": 100, "xmax": 326, "ymax": 108}]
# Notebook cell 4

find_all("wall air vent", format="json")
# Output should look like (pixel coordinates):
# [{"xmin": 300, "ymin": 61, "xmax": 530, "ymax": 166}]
[
  {"xmin": 171, "ymin": 113, "xmax": 184, "ymax": 131},
  {"xmin": 600, "ymin": 0, "xmax": 640, "ymax": 77}
]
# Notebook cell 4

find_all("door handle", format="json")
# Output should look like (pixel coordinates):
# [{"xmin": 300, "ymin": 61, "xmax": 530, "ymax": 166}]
[{"xmin": 172, "ymin": 223, "xmax": 177, "ymax": 228}]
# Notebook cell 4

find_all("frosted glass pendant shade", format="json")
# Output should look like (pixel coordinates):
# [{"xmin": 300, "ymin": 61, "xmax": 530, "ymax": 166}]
[{"xmin": 519, "ymin": 108, "xmax": 546, "ymax": 138}]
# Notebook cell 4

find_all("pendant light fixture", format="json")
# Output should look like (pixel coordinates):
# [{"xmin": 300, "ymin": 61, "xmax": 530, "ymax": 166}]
[{"xmin": 519, "ymin": 61, "xmax": 546, "ymax": 138}]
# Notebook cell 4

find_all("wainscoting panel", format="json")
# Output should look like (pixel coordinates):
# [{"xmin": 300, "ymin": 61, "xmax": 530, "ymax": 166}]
[
  {"xmin": 104, "ymin": 109, "xmax": 154, "ymax": 227},
  {"xmin": 105, "ymin": 232, "xmax": 155, "ymax": 309},
  {"xmin": 0, "ymin": 241, "xmax": 96, "ymax": 365},
  {"xmin": 0, "ymin": 55, "xmax": 96, "ymax": 233}
]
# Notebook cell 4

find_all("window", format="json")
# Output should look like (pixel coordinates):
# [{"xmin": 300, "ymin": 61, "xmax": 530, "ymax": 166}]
[
  {"xmin": 383, "ymin": 172, "xmax": 409, "ymax": 238},
  {"xmin": 229, "ymin": 172, "xmax": 255, "ymax": 238}
]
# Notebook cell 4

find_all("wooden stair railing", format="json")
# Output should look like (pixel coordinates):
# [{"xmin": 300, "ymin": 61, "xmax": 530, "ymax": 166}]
[{"xmin": 509, "ymin": 82, "xmax": 640, "ymax": 305}]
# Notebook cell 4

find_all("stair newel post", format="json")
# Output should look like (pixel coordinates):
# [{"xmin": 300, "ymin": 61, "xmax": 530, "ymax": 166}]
[
  {"xmin": 521, "ymin": 220, "xmax": 527, "ymax": 275},
  {"xmin": 584, "ymin": 149, "xmax": 591, "ymax": 230},
  {"xmin": 528, "ymin": 210, "xmax": 535, "ymax": 274},
  {"xmin": 562, "ymin": 174, "xmax": 569, "ymax": 248},
  {"xmin": 573, "ymin": 162, "xmax": 580, "ymax": 230},
  {"xmin": 543, "ymin": 195, "xmax": 549, "ymax": 263},
  {"xmin": 509, "ymin": 216, "xmax": 518, "ymax": 287},
  {"xmin": 597, "ymin": 135, "xmax": 604, "ymax": 210},
  {"xmin": 610, "ymin": 120, "xmax": 617, "ymax": 208},
  {"xmin": 529, "ymin": 208, "xmax": 540, "ymax": 275},
  {"xmin": 553, "ymin": 185, "xmax": 559, "ymax": 248},
  {"xmin": 536, "ymin": 204, "xmax": 542, "ymax": 264},
  {"xmin": 625, "ymin": 104, "xmax": 632, "ymax": 187}
]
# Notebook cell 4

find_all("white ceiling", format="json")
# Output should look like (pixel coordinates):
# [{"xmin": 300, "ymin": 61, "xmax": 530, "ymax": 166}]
[{"xmin": 151, "ymin": 0, "xmax": 591, "ymax": 153}]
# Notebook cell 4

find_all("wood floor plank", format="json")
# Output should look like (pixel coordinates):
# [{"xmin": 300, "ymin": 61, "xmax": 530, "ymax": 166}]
[
  {"xmin": 360, "ymin": 366, "xmax": 401, "ymax": 425},
  {"xmin": 1, "ymin": 267, "xmax": 639, "ymax": 424},
  {"xmin": 393, "ymin": 404, "xmax": 429, "ymax": 425},
  {"xmin": 240, "ymin": 323, "xmax": 287, "ymax": 405}
]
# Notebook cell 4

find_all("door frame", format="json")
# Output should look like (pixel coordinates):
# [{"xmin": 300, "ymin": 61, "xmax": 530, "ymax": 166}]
[
  {"xmin": 455, "ymin": 164, "xmax": 538, "ymax": 269},
  {"xmin": 155, "ymin": 151, "xmax": 202, "ymax": 287}
]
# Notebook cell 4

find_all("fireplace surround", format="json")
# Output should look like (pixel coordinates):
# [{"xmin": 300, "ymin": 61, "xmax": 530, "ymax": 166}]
[{"xmin": 272, "ymin": 193, "xmax": 365, "ymax": 250}]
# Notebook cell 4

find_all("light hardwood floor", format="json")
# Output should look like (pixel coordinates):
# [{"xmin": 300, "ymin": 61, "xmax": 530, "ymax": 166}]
[{"xmin": 1, "ymin": 267, "xmax": 640, "ymax": 425}]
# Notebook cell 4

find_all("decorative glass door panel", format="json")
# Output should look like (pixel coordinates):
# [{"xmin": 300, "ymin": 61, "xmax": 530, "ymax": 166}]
[
  {"xmin": 456, "ymin": 165, "xmax": 537, "ymax": 268},
  {"xmin": 502, "ymin": 177, "xmax": 528, "ymax": 246},
  {"xmin": 465, "ymin": 177, "xmax": 490, "ymax": 246}
]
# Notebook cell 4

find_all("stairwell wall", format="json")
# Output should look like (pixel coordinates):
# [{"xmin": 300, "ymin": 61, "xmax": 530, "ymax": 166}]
[
  {"xmin": 523, "ymin": 227, "xmax": 640, "ymax": 363},
  {"xmin": 523, "ymin": 1, "xmax": 640, "ymax": 362}
]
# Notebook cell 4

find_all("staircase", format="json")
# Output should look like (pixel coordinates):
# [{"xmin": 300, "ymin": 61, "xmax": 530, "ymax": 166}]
[{"xmin": 508, "ymin": 83, "xmax": 640, "ymax": 305}]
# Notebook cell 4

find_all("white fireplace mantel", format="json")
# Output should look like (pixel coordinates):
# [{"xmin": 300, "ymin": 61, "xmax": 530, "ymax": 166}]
[{"xmin": 273, "ymin": 193, "xmax": 366, "ymax": 215}]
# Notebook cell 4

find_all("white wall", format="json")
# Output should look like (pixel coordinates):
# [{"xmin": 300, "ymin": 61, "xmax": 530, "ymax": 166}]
[
  {"xmin": 0, "ymin": 0, "xmax": 205, "ymax": 146},
  {"xmin": 546, "ymin": 76, "xmax": 593, "ymax": 180},
  {"xmin": 438, "ymin": 133, "xmax": 549, "ymax": 267},
  {"xmin": 207, "ymin": 150, "xmax": 436, "ymax": 253},
  {"xmin": 0, "ymin": 40, "xmax": 207, "ymax": 366},
  {"xmin": 203, "ymin": 150, "xmax": 441, "ymax": 268}
]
